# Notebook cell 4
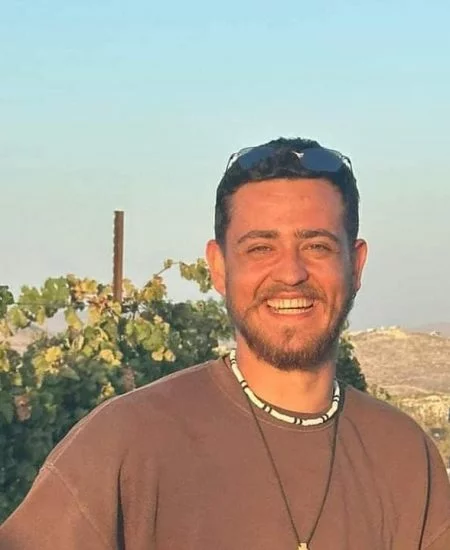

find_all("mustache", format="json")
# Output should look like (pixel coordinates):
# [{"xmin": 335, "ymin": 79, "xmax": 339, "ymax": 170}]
[{"xmin": 253, "ymin": 283, "xmax": 325, "ymax": 305}]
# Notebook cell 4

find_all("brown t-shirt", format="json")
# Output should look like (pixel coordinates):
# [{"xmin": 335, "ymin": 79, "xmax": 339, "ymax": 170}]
[{"xmin": 1, "ymin": 358, "xmax": 449, "ymax": 549}]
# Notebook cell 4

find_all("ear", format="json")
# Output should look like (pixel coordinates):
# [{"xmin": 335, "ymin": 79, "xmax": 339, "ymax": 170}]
[
  {"xmin": 205, "ymin": 239, "xmax": 226, "ymax": 297},
  {"xmin": 352, "ymin": 239, "xmax": 368, "ymax": 291}
]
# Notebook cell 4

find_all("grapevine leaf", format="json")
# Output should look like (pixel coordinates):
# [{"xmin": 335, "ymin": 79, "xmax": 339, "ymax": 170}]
[
  {"xmin": 59, "ymin": 366, "xmax": 80, "ymax": 381},
  {"xmin": 0, "ymin": 394, "xmax": 14, "ymax": 423},
  {"xmin": 0, "ymin": 286, "xmax": 14, "ymax": 319},
  {"xmin": 65, "ymin": 308, "xmax": 83, "ymax": 331},
  {"xmin": 35, "ymin": 307, "xmax": 46, "ymax": 326},
  {"xmin": 151, "ymin": 347, "xmax": 165, "ymax": 361},
  {"xmin": 7, "ymin": 307, "xmax": 29, "ymax": 330},
  {"xmin": 88, "ymin": 306, "xmax": 101, "ymax": 325}
]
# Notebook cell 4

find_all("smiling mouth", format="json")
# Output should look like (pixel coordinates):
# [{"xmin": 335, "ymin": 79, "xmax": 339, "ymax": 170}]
[{"xmin": 266, "ymin": 298, "xmax": 315, "ymax": 315}]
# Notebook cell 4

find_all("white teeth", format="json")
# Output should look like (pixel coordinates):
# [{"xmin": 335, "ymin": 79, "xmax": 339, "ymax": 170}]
[
  {"xmin": 267, "ymin": 298, "xmax": 314, "ymax": 309},
  {"xmin": 272, "ymin": 308, "xmax": 306, "ymax": 315}
]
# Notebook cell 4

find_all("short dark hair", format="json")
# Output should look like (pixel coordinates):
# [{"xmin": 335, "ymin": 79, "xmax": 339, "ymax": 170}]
[{"xmin": 214, "ymin": 137, "xmax": 360, "ymax": 248}]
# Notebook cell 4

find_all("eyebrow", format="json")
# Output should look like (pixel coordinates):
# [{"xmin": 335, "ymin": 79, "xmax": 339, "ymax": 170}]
[
  {"xmin": 295, "ymin": 229, "xmax": 341, "ymax": 244},
  {"xmin": 237, "ymin": 230, "xmax": 279, "ymax": 244},
  {"xmin": 236, "ymin": 228, "xmax": 341, "ymax": 245}
]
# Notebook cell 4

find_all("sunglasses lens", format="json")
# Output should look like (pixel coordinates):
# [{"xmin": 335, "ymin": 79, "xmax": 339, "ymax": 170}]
[
  {"xmin": 235, "ymin": 145, "xmax": 276, "ymax": 170},
  {"xmin": 298, "ymin": 148, "xmax": 344, "ymax": 173},
  {"xmin": 228, "ymin": 145, "xmax": 348, "ymax": 175}
]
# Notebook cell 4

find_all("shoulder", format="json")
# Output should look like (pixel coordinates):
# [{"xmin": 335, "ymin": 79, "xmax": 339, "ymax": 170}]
[
  {"xmin": 100, "ymin": 357, "xmax": 221, "ymax": 414},
  {"xmin": 343, "ymin": 385, "xmax": 424, "ymax": 432},
  {"xmin": 339, "ymin": 387, "xmax": 441, "ymax": 510},
  {"xmin": 341, "ymin": 386, "xmax": 429, "ymax": 457},
  {"xmin": 47, "ymin": 358, "xmax": 223, "ymax": 466},
  {"xmin": 108, "ymin": 358, "xmax": 221, "ymax": 413}
]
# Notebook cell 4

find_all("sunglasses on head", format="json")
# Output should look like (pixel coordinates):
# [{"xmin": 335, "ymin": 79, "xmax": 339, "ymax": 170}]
[{"xmin": 225, "ymin": 144, "xmax": 354, "ymax": 176}]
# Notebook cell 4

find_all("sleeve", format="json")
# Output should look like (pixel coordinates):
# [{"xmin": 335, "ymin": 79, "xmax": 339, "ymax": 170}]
[
  {"xmin": 0, "ymin": 397, "xmax": 159, "ymax": 550},
  {"xmin": 0, "ymin": 465, "xmax": 112, "ymax": 550},
  {"xmin": 422, "ymin": 436, "xmax": 450, "ymax": 550}
]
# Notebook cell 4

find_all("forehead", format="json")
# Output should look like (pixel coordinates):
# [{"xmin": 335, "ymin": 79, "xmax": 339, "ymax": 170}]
[{"xmin": 227, "ymin": 177, "xmax": 345, "ymax": 236}]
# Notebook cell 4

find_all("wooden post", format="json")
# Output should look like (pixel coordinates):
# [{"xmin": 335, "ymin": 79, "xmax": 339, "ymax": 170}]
[{"xmin": 113, "ymin": 211, "xmax": 124, "ymax": 302}]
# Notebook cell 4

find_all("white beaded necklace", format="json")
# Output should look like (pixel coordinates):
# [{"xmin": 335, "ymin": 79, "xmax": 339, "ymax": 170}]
[{"xmin": 228, "ymin": 349, "xmax": 341, "ymax": 426}]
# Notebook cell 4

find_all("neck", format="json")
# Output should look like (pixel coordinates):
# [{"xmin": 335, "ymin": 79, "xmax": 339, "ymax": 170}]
[{"xmin": 235, "ymin": 337, "xmax": 336, "ymax": 414}]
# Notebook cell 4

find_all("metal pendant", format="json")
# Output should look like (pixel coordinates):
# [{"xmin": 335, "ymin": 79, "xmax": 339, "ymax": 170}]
[{"xmin": 298, "ymin": 544, "xmax": 309, "ymax": 550}]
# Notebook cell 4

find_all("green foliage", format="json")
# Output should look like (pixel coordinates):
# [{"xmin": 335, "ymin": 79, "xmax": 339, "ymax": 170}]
[
  {"xmin": 392, "ymin": 396, "xmax": 450, "ymax": 468},
  {"xmin": 0, "ymin": 263, "xmax": 367, "ymax": 522},
  {"xmin": 0, "ymin": 286, "xmax": 14, "ymax": 319},
  {"xmin": 0, "ymin": 261, "xmax": 231, "ymax": 522},
  {"xmin": 336, "ymin": 334, "xmax": 367, "ymax": 392},
  {"xmin": 178, "ymin": 259, "xmax": 212, "ymax": 293}
]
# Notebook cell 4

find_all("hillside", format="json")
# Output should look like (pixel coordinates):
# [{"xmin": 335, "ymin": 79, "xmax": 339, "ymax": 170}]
[
  {"xmin": 349, "ymin": 327, "xmax": 450, "ymax": 396},
  {"xmin": 409, "ymin": 322, "xmax": 450, "ymax": 337}
]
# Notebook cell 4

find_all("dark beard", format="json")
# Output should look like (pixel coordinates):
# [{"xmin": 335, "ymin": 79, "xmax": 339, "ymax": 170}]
[{"xmin": 226, "ymin": 282, "xmax": 355, "ymax": 372}]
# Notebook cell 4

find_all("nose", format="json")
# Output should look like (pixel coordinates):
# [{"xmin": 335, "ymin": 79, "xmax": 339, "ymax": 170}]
[{"xmin": 271, "ymin": 246, "xmax": 309, "ymax": 286}]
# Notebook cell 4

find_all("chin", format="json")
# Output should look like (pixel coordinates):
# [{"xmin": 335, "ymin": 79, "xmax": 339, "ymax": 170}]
[{"xmin": 238, "ymin": 318, "xmax": 341, "ymax": 371}]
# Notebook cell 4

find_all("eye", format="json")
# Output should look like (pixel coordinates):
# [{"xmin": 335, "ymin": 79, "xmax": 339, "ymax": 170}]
[
  {"xmin": 247, "ymin": 244, "xmax": 273, "ymax": 254},
  {"xmin": 304, "ymin": 242, "xmax": 333, "ymax": 253}
]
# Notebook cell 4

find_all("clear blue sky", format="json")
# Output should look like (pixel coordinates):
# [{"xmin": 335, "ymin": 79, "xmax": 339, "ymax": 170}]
[{"xmin": 2, "ymin": 0, "xmax": 449, "ymax": 330}]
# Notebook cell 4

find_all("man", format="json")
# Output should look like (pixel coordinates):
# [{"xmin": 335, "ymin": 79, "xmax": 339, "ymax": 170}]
[{"xmin": 1, "ymin": 137, "xmax": 449, "ymax": 549}]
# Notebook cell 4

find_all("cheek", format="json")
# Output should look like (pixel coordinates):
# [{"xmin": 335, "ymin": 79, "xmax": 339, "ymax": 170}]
[
  {"xmin": 330, "ymin": 269, "xmax": 354, "ymax": 303},
  {"xmin": 311, "ymin": 262, "xmax": 351, "ymax": 300},
  {"xmin": 226, "ymin": 262, "xmax": 268, "ymax": 301}
]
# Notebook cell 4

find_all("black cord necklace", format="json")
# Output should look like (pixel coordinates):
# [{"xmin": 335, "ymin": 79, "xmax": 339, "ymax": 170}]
[{"xmin": 244, "ymin": 380, "xmax": 341, "ymax": 550}]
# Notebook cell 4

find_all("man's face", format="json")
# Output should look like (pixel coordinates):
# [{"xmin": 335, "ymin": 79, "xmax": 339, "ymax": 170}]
[{"xmin": 207, "ymin": 178, "xmax": 367, "ymax": 371}]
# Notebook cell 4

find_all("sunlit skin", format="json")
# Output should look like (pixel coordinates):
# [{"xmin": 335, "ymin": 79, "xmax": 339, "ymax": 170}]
[{"xmin": 207, "ymin": 178, "xmax": 367, "ymax": 414}]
